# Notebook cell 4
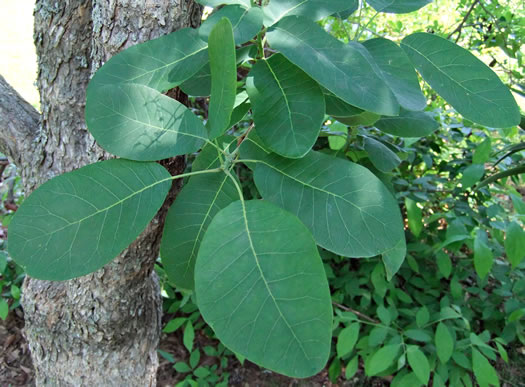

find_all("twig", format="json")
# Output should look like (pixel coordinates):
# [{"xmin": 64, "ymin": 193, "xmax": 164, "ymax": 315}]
[
  {"xmin": 332, "ymin": 301, "xmax": 380, "ymax": 324},
  {"xmin": 447, "ymin": 0, "xmax": 480, "ymax": 42}
]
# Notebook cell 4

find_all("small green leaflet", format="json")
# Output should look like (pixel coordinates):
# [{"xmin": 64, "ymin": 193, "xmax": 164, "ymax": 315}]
[
  {"xmin": 374, "ymin": 109, "xmax": 439, "ymax": 138},
  {"xmin": 436, "ymin": 251, "xmax": 452, "ymax": 278},
  {"xmin": 366, "ymin": 344, "xmax": 401, "ymax": 376},
  {"xmin": 267, "ymin": 16, "xmax": 399, "ymax": 116},
  {"xmin": 366, "ymin": 0, "xmax": 432, "ymax": 14},
  {"xmin": 86, "ymin": 84, "xmax": 207, "ymax": 161},
  {"xmin": 184, "ymin": 321, "xmax": 195, "ymax": 352},
  {"xmin": 472, "ymin": 348, "xmax": 500, "ymax": 387},
  {"xmin": 364, "ymin": 136, "xmax": 401, "ymax": 173},
  {"xmin": 251, "ymin": 150, "xmax": 405, "ymax": 258},
  {"xmin": 473, "ymin": 138, "xmax": 492, "ymax": 164},
  {"xmin": 195, "ymin": 200, "xmax": 332, "ymax": 378},
  {"xmin": 87, "ymin": 28, "xmax": 208, "ymax": 93},
  {"xmin": 8, "ymin": 159, "xmax": 172, "ymax": 280},
  {"xmin": 199, "ymin": 5, "xmax": 263, "ymax": 45},
  {"xmin": 208, "ymin": 18, "xmax": 237, "ymax": 140},
  {"xmin": 246, "ymin": 54, "xmax": 325, "ymax": 158},
  {"xmin": 505, "ymin": 221, "xmax": 525, "ymax": 268},
  {"xmin": 435, "ymin": 322, "xmax": 454, "ymax": 363},
  {"xmin": 462, "ymin": 164, "xmax": 485, "ymax": 188},
  {"xmin": 337, "ymin": 323, "xmax": 360, "ymax": 358},
  {"xmin": 362, "ymin": 38, "xmax": 426, "ymax": 111},
  {"xmin": 474, "ymin": 229, "xmax": 494, "ymax": 279},
  {"xmin": 405, "ymin": 198, "xmax": 423, "ymax": 237},
  {"xmin": 263, "ymin": 0, "xmax": 350, "ymax": 26},
  {"xmin": 0, "ymin": 299, "xmax": 7, "ymax": 321},
  {"xmin": 406, "ymin": 346, "xmax": 430, "ymax": 385},
  {"xmin": 161, "ymin": 144, "xmax": 238, "ymax": 290},
  {"xmin": 401, "ymin": 33, "xmax": 520, "ymax": 128}
]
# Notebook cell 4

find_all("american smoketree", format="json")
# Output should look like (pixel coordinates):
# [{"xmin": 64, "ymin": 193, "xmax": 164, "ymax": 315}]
[{"xmin": 0, "ymin": 0, "xmax": 201, "ymax": 384}]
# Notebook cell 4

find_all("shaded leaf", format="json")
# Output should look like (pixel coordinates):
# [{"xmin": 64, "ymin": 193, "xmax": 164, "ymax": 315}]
[
  {"xmin": 324, "ymin": 91, "xmax": 363, "ymax": 117},
  {"xmin": 401, "ymin": 33, "xmax": 520, "ymax": 128},
  {"xmin": 195, "ymin": 200, "xmax": 332, "ymax": 378},
  {"xmin": 366, "ymin": 0, "xmax": 432, "ymax": 13},
  {"xmin": 474, "ymin": 229, "xmax": 494, "ymax": 279},
  {"xmin": 263, "ymin": 0, "xmax": 349, "ymax": 26},
  {"xmin": 382, "ymin": 237, "xmax": 407, "ymax": 280},
  {"xmin": 435, "ymin": 322, "xmax": 454, "ymax": 363},
  {"xmin": 337, "ymin": 323, "xmax": 360, "ymax": 358},
  {"xmin": 461, "ymin": 164, "xmax": 485, "ymax": 188},
  {"xmin": 267, "ymin": 16, "xmax": 399, "ymax": 116},
  {"xmin": 184, "ymin": 322, "xmax": 195, "ymax": 352},
  {"xmin": 364, "ymin": 136, "xmax": 401, "ymax": 173},
  {"xmin": 86, "ymin": 84, "xmax": 207, "ymax": 161},
  {"xmin": 405, "ymin": 198, "xmax": 423, "ymax": 237},
  {"xmin": 208, "ymin": 18, "xmax": 237, "ymax": 139},
  {"xmin": 199, "ymin": 5, "xmax": 263, "ymax": 45},
  {"xmin": 505, "ymin": 221, "xmax": 525, "ymax": 268},
  {"xmin": 334, "ymin": 112, "xmax": 380, "ymax": 127},
  {"xmin": 473, "ymin": 138, "xmax": 492, "ymax": 164},
  {"xmin": 374, "ymin": 109, "xmax": 439, "ymax": 137},
  {"xmin": 8, "ymin": 160, "xmax": 171, "ymax": 280},
  {"xmin": 197, "ymin": 0, "xmax": 251, "ymax": 7},
  {"xmin": 363, "ymin": 38, "xmax": 426, "ymax": 111},
  {"xmin": 246, "ymin": 54, "xmax": 324, "ymax": 158},
  {"xmin": 251, "ymin": 151, "xmax": 405, "ymax": 258}
]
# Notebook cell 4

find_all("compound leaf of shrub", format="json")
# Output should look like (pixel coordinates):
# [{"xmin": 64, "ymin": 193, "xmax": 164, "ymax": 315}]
[
  {"xmin": 401, "ymin": 33, "xmax": 520, "ymax": 128},
  {"xmin": 362, "ymin": 38, "xmax": 426, "ymax": 111},
  {"xmin": 407, "ymin": 346, "xmax": 430, "ymax": 385},
  {"xmin": 8, "ymin": 159, "xmax": 172, "ymax": 281},
  {"xmin": 195, "ymin": 200, "xmax": 332, "ymax": 378},
  {"xmin": 87, "ymin": 28, "xmax": 208, "ymax": 93},
  {"xmin": 267, "ymin": 16, "xmax": 399, "ymax": 116},
  {"xmin": 374, "ymin": 109, "xmax": 439, "ymax": 137},
  {"xmin": 364, "ymin": 136, "xmax": 401, "ymax": 173},
  {"xmin": 505, "ymin": 221, "xmax": 525, "ymax": 268},
  {"xmin": 199, "ymin": 5, "xmax": 263, "ymax": 45},
  {"xmin": 251, "ymin": 151, "xmax": 405, "ymax": 258},
  {"xmin": 435, "ymin": 322, "xmax": 454, "ymax": 363},
  {"xmin": 366, "ymin": 0, "xmax": 432, "ymax": 14},
  {"xmin": 472, "ymin": 348, "xmax": 500, "ymax": 387},
  {"xmin": 246, "ymin": 54, "xmax": 325, "ymax": 158},
  {"xmin": 208, "ymin": 18, "xmax": 237, "ymax": 139},
  {"xmin": 474, "ymin": 229, "xmax": 494, "ymax": 279},
  {"xmin": 366, "ymin": 344, "xmax": 401, "ymax": 376},
  {"xmin": 86, "ymin": 84, "xmax": 207, "ymax": 161},
  {"xmin": 337, "ymin": 323, "xmax": 360, "ymax": 358},
  {"xmin": 263, "ymin": 0, "xmax": 350, "ymax": 26}
]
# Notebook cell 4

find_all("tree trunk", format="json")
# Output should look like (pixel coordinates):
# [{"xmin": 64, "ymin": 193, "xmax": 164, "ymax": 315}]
[{"xmin": 0, "ymin": 0, "xmax": 202, "ymax": 385}]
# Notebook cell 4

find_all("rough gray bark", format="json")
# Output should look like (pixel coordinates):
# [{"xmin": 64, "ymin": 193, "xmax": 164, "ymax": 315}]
[{"xmin": 0, "ymin": 0, "xmax": 202, "ymax": 385}]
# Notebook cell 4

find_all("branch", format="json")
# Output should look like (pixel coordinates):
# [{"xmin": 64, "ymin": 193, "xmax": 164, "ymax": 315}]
[
  {"xmin": 447, "ymin": 0, "xmax": 480, "ymax": 42},
  {"xmin": 0, "ymin": 75, "xmax": 40, "ymax": 168}
]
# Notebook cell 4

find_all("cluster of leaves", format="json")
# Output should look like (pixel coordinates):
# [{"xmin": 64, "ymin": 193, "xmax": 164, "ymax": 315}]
[{"xmin": 5, "ymin": 0, "xmax": 523, "ymax": 382}]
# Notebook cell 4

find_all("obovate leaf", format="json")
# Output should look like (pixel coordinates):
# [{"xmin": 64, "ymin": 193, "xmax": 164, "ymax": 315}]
[
  {"xmin": 161, "ymin": 146, "xmax": 238, "ymax": 290},
  {"xmin": 407, "ymin": 346, "xmax": 430, "ymax": 385},
  {"xmin": 263, "ymin": 0, "xmax": 350, "ymax": 26},
  {"xmin": 472, "ymin": 348, "xmax": 500, "ymax": 387},
  {"xmin": 208, "ymin": 18, "xmax": 237, "ymax": 139},
  {"xmin": 474, "ymin": 229, "xmax": 494, "ymax": 279},
  {"xmin": 401, "ymin": 33, "xmax": 520, "ymax": 128},
  {"xmin": 435, "ymin": 322, "xmax": 454, "ymax": 363},
  {"xmin": 267, "ymin": 16, "xmax": 399, "ymax": 116},
  {"xmin": 246, "ymin": 53, "xmax": 325, "ymax": 158},
  {"xmin": 364, "ymin": 136, "xmax": 401, "ymax": 173},
  {"xmin": 86, "ymin": 84, "xmax": 207, "ymax": 161},
  {"xmin": 405, "ymin": 198, "xmax": 423, "ymax": 237},
  {"xmin": 8, "ymin": 159, "xmax": 172, "ymax": 280},
  {"xmin": 366, "ymin": 344, "xmax": 401, "ymax": 376},
  {"xmin": 505, "ymin": 221, "xmax": 525, "ymax": 268},
  {"xmin": 199, "ymin": 5, "xmax": 263, "ymax": 45},
  {"xmin": 194, "ymin": 200, "xmax": 332, "ymax": 378},
  {"xmin": 87, "ymin": 28, "xmax": 208, "ymax": 93},
  {"xmin": 250, "ymin": 150, "xmax": 405, "ymax": 258},
  {"xmin": 337, "ymin": 323, "xmax": 360, "ymax": 358},
  {"xmin": 374, "ymin": 109, "xmax": 439, "ymax": 137},
  {"xmin": 366, "ymin": 0, "xmax": 432, "ymax": 14},
  {"xmin": 363, "ymin": 38, "xmax": 426, "ymax": 111}
]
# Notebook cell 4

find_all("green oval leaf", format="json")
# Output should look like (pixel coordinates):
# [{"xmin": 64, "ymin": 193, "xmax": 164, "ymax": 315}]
[
  {"xmin": 364, "ymin": 136, "xmax": 401, "ymax": 173},
  {"xmin": 8, "ymin": 159, "xmax": 172, "ymax": 280},
  {"xmin": 179, "ymin": 63, "xmax": 212, "ymax": 97},
  {"xmin": 405, "ymin": 197, "xmax": 423, "ymax": 237},
  {"xmin": 199, "ymin": 5, "xmax": 263, "ymax": 45},
  {"xmin": 505, "ymin": 221, "xmax": 525, "ymax": 268},
  {"xmin": 267, "ymin": 16, "xmax": 399, "ymax": 116},
  {"xmin": 366, "ymin": 0, "xmax": 432, "ymax": 14},
  {"xmin": 366, "ymin": 344, "xmax": 401, "ymax": 376},
  {"xmin": 251, "ymin": 150, "xmax": 405, "ymax": 258},
  {"xmin": 208, "ymin": 18, "xmax": 237, "ymax": 139},
  {"xmin": 474, "ymin": 229, "xmax": 494, "ymax": 279},
  {"xmin": 407, "ymin": 346, "xmax": 430, "ymax": 385},
  {"xmin": 401, "ymin": 33, "xmax": 520, "ymax": 128},
  {"xmin": 263, "ymin": 0, "xmax": 350, "ymax": 26},
  {"xmin": 246, "ymin": 54, "xmax": 325, "ymax": 158},
  {"xmin": 363, "ymin": 38, "xmax": 426, "ymax": 111},
  {"xmin": 88, "ymin": 28, "xmax": 208, "ymax": 93},
  {"xmin": 324, "ymin": 90, "xmax": 364, "ymax": 117},
  {"xmin": 337, "ymin": 323, "xmax": 360, "ymax": 358},
  {"xmin": 86, "ymin": 84, "xmax": 207, "ymax": 161},
  {"xmin": 435, "ymin": 322, "xmax": 454, "ymax": 363},
  {"xmin": 195, "ymin": 200, "xmax": 332, "ymax": 378},
  {"xmin": 472, "ymin": 348, "xmax": 500, "ymax": 387},
  {"xmin": 374, "ymin": 109, "xmax": 439, "ymax": 137}
]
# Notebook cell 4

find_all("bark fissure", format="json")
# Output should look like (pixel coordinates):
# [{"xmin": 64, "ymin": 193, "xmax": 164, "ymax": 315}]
[{"xmin": 1, "ymin": 0, "xmax": 202, "ymax": 385}]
